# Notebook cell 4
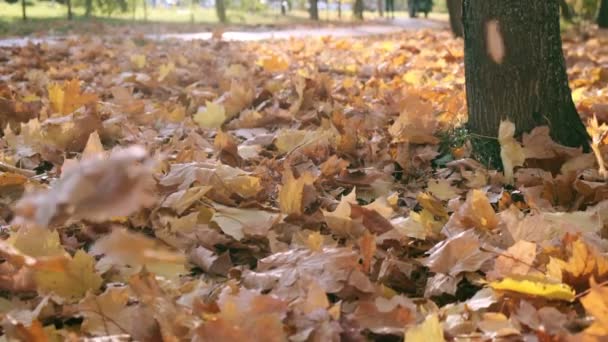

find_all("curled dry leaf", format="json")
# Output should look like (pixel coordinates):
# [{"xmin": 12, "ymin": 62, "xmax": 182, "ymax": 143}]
[{"xmin": 14, "ymin": 146, "xmax": 156, "ymax": 227}]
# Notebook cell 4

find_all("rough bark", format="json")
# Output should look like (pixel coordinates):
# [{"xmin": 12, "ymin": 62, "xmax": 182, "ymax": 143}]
[
  {"xmin": 309, "ymin": 0, "xmax": 319, "ymax": 20},
  {"xmin": 215, "ymin": 0, "xmax": 227, "ymax": 23},
  {"xmin": 21, "ymin": 0, "xmax": 27, "ymax": 21},
  {"xmin": 599, "ymin": 0, "xmax": 608, "ymax": 28},
  {"xmin": 463, "ymin": 0, "xmax": 588, "ymax": 151},
  {"xmin": 353, "ymin": 0, "xmax": 364, "ymax": 20},
  {"xmin": 447, "ymin": 0, "xmax": 464, "ymax": 37}
]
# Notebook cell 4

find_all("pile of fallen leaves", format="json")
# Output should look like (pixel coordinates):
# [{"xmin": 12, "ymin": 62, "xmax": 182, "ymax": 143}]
[{"xmin": 0, "ymin": 26, "xmax": 607, "ymax": 341}]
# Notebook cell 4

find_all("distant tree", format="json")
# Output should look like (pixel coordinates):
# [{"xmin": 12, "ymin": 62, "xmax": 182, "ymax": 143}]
[
  {"xmin": 67, "ymin": 0, "xmax": 73, "ymax": 19},
  {"xmin": 559, "ymin": 0, "xmax": 574, "ymax": 21},
  {"xmin": 337, "ymin": 0, "xmax": 341, "ymax": 18},
  {"xmin": 377, "ymin": 0, "xmax": 383, "ymax": 17},
  {"xmin": 309, "ymin": 0, "xmax": 318, "ymax": 20},
  {"xmin": 463, "ymin": 0, "xmax": 588, "ymax": 156},
  {"xmin": 216, "ymin": 0, "xmax": 227, "ymax": 22},
  {"xmin": 447, "ymin": 0, "xmax": 463, "ymax": 37},
  {"xmin": 85, "ymin": 0, "xmax": 93, "ymax": 17},
  {"xmin": 22, "ymin": 0, "xmax": 27, "ymax": 20},
  {"xmin": 143, "ymin": 0, "xmax": 148, "ymax": 21},
  {"xmin": 599, "ymin": 0, "xmax": 608, "ymax": 27},
  {"xmin": 353, "ymin": 0, "xmax": 363, "ymax": 19}
]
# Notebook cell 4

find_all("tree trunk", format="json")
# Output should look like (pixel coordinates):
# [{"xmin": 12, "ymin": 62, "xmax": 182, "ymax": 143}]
[
  {"xmin": 190, "ymin": 0, "xmax": 194, "ymax": 23},
  {"xmin": 463, "ymin": 0, "xmax": 588, "ymax": 151},
  {"xmin": 67, "ymin": 0, "xmax": 73, "ymax": 19},
  {"xmin": 353, "ymin": 0, "xmax": 364, "ymax": 20},
  {"xmin": 21, "ymin": 0, "xmax": 27, "ymax": 21},
  {"xmin": 215, "ymin": 0, "xmax": 227, "ymax": 22},
  {"xmin": 85, "ymin": 0, "xmax": 93, "ymax": 17},
  {"xmin": 599, "ymin": 0, "xmax": 608, "ymax": 28},
  {"xmin": 377, "ymin": 0, "xmax": 383, "ymax": 17},
  {"xmin": 337, "ymin": 0, "xmax": 341, "ymax": 18},
  {"xmin": 143, "ymin": 0, "xmax": 148, "ymax": 21},
  {"xmin": 447, "ymin": 0, "xmax": 464, "ymax": 37},
  {"xmin": 559, "ymin": 0, "xmax": 573, "ymax": 21},
  {"xmin": 309, "ymin": 0, "xmax": 318, "ymax": 20}
]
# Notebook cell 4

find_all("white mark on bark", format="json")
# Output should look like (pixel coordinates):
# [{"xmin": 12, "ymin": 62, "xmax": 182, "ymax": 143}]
[{"xmin": 486, "ymin": 19, "xmax": 505, "ymax": 64}]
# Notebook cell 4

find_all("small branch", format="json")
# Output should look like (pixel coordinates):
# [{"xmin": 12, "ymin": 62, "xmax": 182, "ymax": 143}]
[{"xmin": 0, "ymin": 161, "xmax": 36, "ymax": 177}]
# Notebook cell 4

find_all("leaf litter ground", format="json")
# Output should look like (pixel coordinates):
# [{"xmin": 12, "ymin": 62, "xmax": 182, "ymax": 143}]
[{"xmin": 0, "ymin": 27, "xmax": 608, "ymax": 341}]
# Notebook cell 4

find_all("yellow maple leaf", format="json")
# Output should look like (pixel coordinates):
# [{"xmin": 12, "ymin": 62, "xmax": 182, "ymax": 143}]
[
  {"xmin": 427, "ymin": 179, "xmax": 459, "ymax": 201},
  {"xmin": 36, "ymin": 250, "xmax": 102, "ymax": 300},
  {"xmin": 546, "ymin": 238, "xmax": 608, "ymax": 292},
  {"xmin": 9, "ymin": 226, "xmax": 65, "ymax": 258},
  {"xmin": 580, "ymin": 279, "xmax": 608, "ymax": 337},
  {"xmin": 488, "ymin": 276, "xmax": 575, "ymax": 302},
  {"xmin": 278, "ymin": 168, "xmax": 315, "ymax": 216},
  {"xmin": 193, "ymin": 101, "xmax": 226, "ymax": 129},
  {"xmin": 158, "ymin": 62, "xmax": 175, "ymax": 82},
  {"xmin": 498, "ymin": 120, "xmax": 525, "ymax": 184},
  {"xmin": 404, "ymin": 313, "xmax": 445, "ymax": 342},
  {"xmin": 259, "ymin": 54, "xmax": 289, "ymax": 72},
  {"xmin": 47, "ymin": 79, "xmax": 98, "ymax": 115},
  {"xmin": 130, "ymin": 54, "xmax": 146, "ymax": 69}
]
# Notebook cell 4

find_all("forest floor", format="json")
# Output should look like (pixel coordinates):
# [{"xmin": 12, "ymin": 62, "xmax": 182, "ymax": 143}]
[{"xmin": 0, "ymin": 20, "xmax": 607, "ymax": 341}]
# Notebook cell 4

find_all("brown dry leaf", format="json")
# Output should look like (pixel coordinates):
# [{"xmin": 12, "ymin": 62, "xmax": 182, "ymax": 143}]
[
  {"xmin": 195, "ymin": 287, "xmax": 288, "ymax": 342},
  {"xmin": 91, "ymin": 228, "xmax": 187, "ymax": 279},
  {"xmin": 351, "ymin": 296, "xmax": 416, "ymax": 335},
  {"xmin": 242, "ymin": 247, "xmax": 374, "ymax": 300},
  {"xmin": 422, "ymin": 229, "xmax": 494, "ymax": 276},
  {"xmin": 14, "ymin": 146, "xmax": 155, "ymax": 226},
  {"xmin": 453, "ymin": 189, "xmax": 499, "ymax": 230},
  {"xmin": 211, "ymin": 204, "xmax": 281, "ymax": 241},
  {"xmin": 79, "ymin": 287, "xmax": 135, "ymax": 336},
  {"xmin": 488, "ymin": 240, "xmax": 537, "ymax": 281},
  {"xmin": 388, "ymin": 94, "xmax": 439, "ymax": 144}
]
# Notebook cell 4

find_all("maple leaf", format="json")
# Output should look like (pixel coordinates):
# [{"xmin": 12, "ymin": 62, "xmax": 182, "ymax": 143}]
[
  {"xmin": 404, "ymin": 313, "xmax": 445, "ymax": 342},
  {"xmin": 278, "ymin": 168, "xmax": 316, "ymax": 216},
  {"xmin": 161, "ymin": 185, "xmax": 212, "ymax": 215},
  {"xmin": 91, "ymin": 229, "xmax": 187, "ymax": 279},
  {"xmin": 498, "ymin": 120, "xmax": 525, "ymax": 184},
  {"xmin": 546, "ymin": 237, "xmax": 608, "ymax": 292},
  {"xmin": 14, "ymin": 146, "xmax": 156, "ymax": 226},
  {"xmin": 36, "ymin": 249, "xmax": 102, "ymax": 300},
  {"xmin": 427, "ymin": 179, "xmax": 459, "ymax": 201},
  {"xmin": 79, "ymin": 287, "xmax": 133, "ymax": 336},
  {"xmin": 351, "ymin": 296, "xmax": 415, "ymax": 335},
  {"xmin": 47, "ymin": 79, "xmax": 98, "ymax": 116},
  {"xmin": 580, "ymin": 279, "xmax": 608, "ymax": 337},
  {"xmin": 194, "ymin": 101, "xmax": 227, "ymax": 129},
  {"xmin": 258, "ymin": 54, "xmax": 289, "ymax": 72},
  {"xmin": 422, "ymin": 229, "xmax": 494, "ymax": 276},
  {"xmin": 211, "ymin": 204, "xmax": 281, "ymax": 241},
  {"xmin": 488, "ymin": 240, "xmax": 538, "ymax": 281}
]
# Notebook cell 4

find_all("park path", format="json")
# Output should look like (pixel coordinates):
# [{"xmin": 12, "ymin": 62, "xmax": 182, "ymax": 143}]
[{"xmin": 0, "ymin": 17, "xmax": 445, "ymax": 47}]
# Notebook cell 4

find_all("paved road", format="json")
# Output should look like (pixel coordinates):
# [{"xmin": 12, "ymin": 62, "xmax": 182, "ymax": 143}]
[{"xmin": 0, "ymin": 18, "xmax": 445, "ymax": 47}]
